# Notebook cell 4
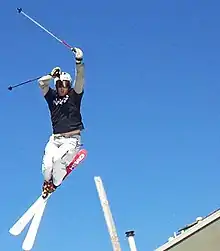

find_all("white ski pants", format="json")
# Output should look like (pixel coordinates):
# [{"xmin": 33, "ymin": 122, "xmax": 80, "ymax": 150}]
[{"xmin": 42, "ymin": 133, "xmax": 81, "ymax": 186}]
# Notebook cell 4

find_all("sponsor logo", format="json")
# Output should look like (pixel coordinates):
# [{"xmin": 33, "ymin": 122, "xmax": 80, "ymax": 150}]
[
  {"xmin": 74, "ymin": 153, "xmax": 85, "ymax": 165},
  {"xmin": 68, "ymin": 152, "xmax": 86, "ymax": 171},
  {"xmin": 53, "ymin": 95, "xmax": 69, "ymax": 106}
]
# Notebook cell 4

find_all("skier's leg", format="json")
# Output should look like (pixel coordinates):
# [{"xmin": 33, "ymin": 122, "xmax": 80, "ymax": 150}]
[
  {"xmin": 41, "ymin": 136, "xmax": 61, "ymax": 198},
  {"xmin": 41, "ymin": 136, "xmax": 59, "ymax": 182},
  {"xmin": 52, "ymin": 134, "xmax": 81, "ymax": 187}
]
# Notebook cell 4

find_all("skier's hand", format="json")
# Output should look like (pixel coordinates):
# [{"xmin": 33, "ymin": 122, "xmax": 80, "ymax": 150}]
[
  {"xmin": 50, "ymin": 67, "xmax": 61, "ymax": 78},
  {"xmin": 71, "ymin": 47, "xmax": 83, "ymax": 64}
]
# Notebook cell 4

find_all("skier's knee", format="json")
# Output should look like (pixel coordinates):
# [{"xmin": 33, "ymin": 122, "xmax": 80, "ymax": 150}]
[
  {"xmin": 62, "ymin": 146, "xmax": 80, "ymax": 164},
  {"xmin": 54, "ymin": 147, "xmax": 79, "ymax": 165}
]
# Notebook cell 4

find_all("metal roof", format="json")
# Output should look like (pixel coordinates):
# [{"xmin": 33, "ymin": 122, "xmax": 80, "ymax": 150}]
[{"xmin": 155, "ymin": 209, "xmax": 220, "ymax": 251}]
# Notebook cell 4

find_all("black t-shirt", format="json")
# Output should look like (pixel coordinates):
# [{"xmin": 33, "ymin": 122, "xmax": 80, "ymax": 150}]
[{"xmin": 44, "ymin": 87, "xmax": 84, "ymax": 134}]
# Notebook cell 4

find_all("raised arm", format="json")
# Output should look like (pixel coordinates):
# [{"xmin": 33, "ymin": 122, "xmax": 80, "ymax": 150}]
[
  {"xmin": 72, "ymin": 47, "xmax": 85, "ymax": 94},
  {"xmin": 38, "ymin": 67, "xmax": 61, "ymax": 96},
  {"xmin": 38, "ymin": 75, "xmax": 52, "ymax": 96}
]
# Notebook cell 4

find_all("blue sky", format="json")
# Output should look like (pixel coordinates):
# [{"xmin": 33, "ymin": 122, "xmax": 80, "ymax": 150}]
[{"xmin": 1, "ymin": 0, "xmax": 220, "ymax": 250}]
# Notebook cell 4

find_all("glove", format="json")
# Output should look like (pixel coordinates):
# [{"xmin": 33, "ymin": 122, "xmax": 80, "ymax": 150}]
[
  {"xmin": 71, "ymin": 47, "xmax": 83, "ymax": 64},
  {"xmin": 50, "ymin": 67, "xmax": 61, "ymax": 78}
]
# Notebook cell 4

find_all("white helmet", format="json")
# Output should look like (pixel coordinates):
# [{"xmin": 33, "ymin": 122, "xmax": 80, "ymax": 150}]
[
  {"xmin": 60, "ymin": 72, "xmax": 72, "ymax": 82},
  {"xmin": 54, "ymin": 72, "xmax": 72, "ymax": 88}
]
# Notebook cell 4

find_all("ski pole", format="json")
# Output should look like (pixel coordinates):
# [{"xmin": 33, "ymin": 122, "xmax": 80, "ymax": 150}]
[
  {"xmin": 8, "ymin": 76, "xmax": 42, "ymax": 91},
  {"xmin": 17, "ymin": 8, "xmax": 76, "ymax": 52}
]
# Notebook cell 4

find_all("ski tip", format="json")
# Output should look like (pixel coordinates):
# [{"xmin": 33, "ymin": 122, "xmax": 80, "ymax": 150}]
[
  {"xmin": 22, "ymin": 244, "xmax": 32, "ymax": 251},
  {"xmin": 9, "ymin": 228, "xmax": 19, "ymax": 236},
  {"xmin": 22, "ymin": 241, "xmax": 34, "ymax": 251}
]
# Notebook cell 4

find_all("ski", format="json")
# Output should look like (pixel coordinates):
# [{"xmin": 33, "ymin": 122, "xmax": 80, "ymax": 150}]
[
  {"xmin": 22, "ymin": 199, "xmax": 48, "ymax": 251},
  {"xmin": 65, "ymin": 148, "xmax": 87, "ymax": 178},
  {"xmin": 9, "ymin": 195, "xmax": 44, "ymax": 236},
  {"xmin": 21, "ymin": 148, "xmax": 87, "ymax": 250},
  {"xmin": 9, "ymin": 148, "xmax": 87, "ymax": 243}
]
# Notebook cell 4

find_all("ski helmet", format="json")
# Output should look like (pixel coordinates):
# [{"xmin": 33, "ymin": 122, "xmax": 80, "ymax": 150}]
[{"xmin": 54, "ymin": 72, "xmax": 72, "ymax": 88}]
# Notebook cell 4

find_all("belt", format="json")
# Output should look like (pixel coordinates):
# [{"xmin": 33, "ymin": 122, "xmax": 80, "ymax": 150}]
[{"xmin": 54, "ymin": 129, "xmax": 81, "ymax": 138}]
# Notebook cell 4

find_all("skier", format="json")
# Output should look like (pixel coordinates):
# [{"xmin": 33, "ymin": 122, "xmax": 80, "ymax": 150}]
[{"xmin": 38, "ymin": 47, "xmax": 85, "ymax": 198}]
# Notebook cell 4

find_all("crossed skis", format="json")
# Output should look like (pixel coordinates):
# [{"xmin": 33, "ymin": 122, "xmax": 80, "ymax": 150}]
[{"xmin": 9, "ymin": 149, "xmax": 87, "ymax": 251}]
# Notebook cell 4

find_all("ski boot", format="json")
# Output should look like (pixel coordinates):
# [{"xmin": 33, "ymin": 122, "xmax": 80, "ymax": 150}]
[{"xmin": 42, "ymin": 180, "xmax": 57, "ymax": 199}]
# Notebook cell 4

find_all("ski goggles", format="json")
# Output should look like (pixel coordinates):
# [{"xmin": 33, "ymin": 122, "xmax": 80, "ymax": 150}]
[{"xmin": 55, "ymin": 80, "xmax": 71, "ymax": 88}]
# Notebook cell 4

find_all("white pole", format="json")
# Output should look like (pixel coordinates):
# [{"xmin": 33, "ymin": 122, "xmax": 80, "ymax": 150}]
[
  {"xmin": 125, "ymin": 231, "xmax": 138, "ymax": 251},
  {"xmin": 94, "ymin": 176, "xmax": 122, "ymax": 251}
]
